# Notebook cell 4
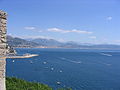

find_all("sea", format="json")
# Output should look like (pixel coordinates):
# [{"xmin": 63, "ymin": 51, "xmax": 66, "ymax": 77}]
[{"xmin": 6, "ymin": 48, "xmax": 120, "ymax": 90}]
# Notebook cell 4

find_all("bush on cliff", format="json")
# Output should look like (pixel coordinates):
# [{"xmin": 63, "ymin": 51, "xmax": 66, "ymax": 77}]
[
  {"xmin": 6, "ymin": 77, "xmax": 72, "ymax": 90},
  {"xmin": 6, "ymin": 77, "xmax": 52, "ymax": 90}
]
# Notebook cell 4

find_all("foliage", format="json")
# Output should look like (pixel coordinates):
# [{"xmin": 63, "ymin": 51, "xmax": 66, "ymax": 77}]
[
  {"xmin": 6, "ymin": 77, "xmax": 52, "ymax": 90},
  {"xmin": 6, "ymin": 77, "xmax": 72, "ymax": 90}
]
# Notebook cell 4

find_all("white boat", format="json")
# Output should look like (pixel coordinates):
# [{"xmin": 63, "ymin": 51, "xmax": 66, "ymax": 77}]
[
  {"xmin": 12, "ymin": 60, "xmax": 15, "ymax": 63},
  {"xmin": 43, "ymin": 62, "xmax": 47, "ymax": 64},
  {"xmin": 51, "ymin": 68, "xmax": 54, "ymax": 70},
  {"xmin": 57, "ymin": 81, "xmax": 61, "ymax": 85},
  {"xmin": 60, "ymin": 70, "xmax": 63, "ymax": 73}
]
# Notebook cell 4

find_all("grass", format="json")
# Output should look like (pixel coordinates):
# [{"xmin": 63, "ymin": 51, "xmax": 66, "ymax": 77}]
[{"xmin": 6, "ymin": 77, "xmax": 72, "ymax": 90}]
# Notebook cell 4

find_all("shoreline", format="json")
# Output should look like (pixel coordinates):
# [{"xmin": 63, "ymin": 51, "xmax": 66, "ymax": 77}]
[
  {"xmin": 1, "ymin": 54, "xmax": 39, "ymax": 59},
  {"xmin": 13, "ymin": 47, "xmax": 120, "ymax": 51}
]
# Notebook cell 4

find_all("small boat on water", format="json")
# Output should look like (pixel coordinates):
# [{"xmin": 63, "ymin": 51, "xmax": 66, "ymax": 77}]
[
  {"xmin": 43, "ymin": 62, "xmax": 47, "ymax": 64},
  {"xmin": 51, "ymin": 68, "xmax": 54, "ymax": 70},
  {"xmin": 30, "ymin": 60, "xmax": 33, "ymax": 64},
  {"xmin": 57, "ymin": 81, "xmax": 61, "ymax": 85},
  {"xmin": 60, "ymin": 70, "xmax": 63, "ymax": 73},
  {"xmin": 12, "ymin": 60, "xmax": 15, "ymax": 63}
]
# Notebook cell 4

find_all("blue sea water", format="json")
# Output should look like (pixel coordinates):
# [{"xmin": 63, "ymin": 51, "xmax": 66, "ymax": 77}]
[{"xmin": 6, "ymin": 48, "xmax": 120, "ymax": 90}]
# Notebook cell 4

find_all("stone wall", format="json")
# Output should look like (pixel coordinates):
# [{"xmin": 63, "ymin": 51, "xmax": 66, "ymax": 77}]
[
  {"xmin": 0, "ymin": 10, "xmax": 7, "ymax": 90},
  {"xmin": 0, "ymin": 10, "xmax": 7, "ymax": 56}
]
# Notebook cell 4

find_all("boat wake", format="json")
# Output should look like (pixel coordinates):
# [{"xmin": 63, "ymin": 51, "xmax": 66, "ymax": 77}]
[
  {"xmin": 100, "ymin": 53, "xmax": 112, "ymax": 57},
  {"xmin": 59, "ymin": 57, "xmax": 82, "ymax": 64},
  {"xmin": 102, "ymin": 63, "xmax": 112, "ymax": 66},
  {"xmin": 69, "ymin": 60, "xmax": 82, "ymax": 64},
  {"xmin": 60, "ymin": 57, "xmax": 66, "ymax": 60}
]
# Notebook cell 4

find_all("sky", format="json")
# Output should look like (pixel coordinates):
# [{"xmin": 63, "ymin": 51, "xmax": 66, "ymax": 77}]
[{"xmin": 0, "ymin": 0, "xmax": 120, "ymax": 44}]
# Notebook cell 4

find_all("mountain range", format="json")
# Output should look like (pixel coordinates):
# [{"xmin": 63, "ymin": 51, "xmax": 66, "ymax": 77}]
[{"xmin": 7, "ymin": 35, "xmax": 120, "ymax": 50}]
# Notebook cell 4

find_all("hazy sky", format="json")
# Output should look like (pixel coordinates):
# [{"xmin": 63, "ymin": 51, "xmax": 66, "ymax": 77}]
[{"xmin": 0, "ymin": 0, "xmax": 120, "ymax": 44}]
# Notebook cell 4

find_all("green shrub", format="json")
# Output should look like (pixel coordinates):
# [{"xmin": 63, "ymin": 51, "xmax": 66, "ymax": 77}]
[
  {"xmin": 6, "ymin": 77, "xmax": 52, "ymax": 90},
  {"xmin": 6, "ymin": 77, "xmax": 72, "ymax": 90}
]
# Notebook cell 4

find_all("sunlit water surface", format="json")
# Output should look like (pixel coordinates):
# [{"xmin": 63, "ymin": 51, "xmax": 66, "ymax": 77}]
[{"xmin": 6, "ymin": 48, "xmax": 120, "ymax": 90}]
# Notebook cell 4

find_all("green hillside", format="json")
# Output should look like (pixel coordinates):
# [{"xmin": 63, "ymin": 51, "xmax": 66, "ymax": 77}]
[{"xmin": 6, "ymin": 77, "xmax": 72, "ymax": 90}]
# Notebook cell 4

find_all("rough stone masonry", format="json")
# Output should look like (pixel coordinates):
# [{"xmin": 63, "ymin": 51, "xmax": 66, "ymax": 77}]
[{"xmin": 0, "ymin": 10, "xmax": 7, "ymax": 90}]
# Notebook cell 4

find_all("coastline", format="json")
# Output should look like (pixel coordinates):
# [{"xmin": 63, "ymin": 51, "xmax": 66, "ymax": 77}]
[
  {"xmin": 6, "ymin": 54, "xmax": 39, "ymax": 59},
  {"xmin": 13, "ymin": 47, "xmax": 120, "ymax": 50}
]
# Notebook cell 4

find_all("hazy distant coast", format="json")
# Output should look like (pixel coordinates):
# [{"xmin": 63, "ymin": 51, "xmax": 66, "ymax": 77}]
[{"xmin": 7, "ymin": 35, "xmax": 120, "ymax": 50}]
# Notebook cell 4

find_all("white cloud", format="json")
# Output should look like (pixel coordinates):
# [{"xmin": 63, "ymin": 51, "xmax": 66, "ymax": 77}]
[
  {"xmin": 107, "ymin": 16, "xmax": 112, "ymax": 21},
  {"xmin": 89, "ymin": 36, "xmax": 97, "ymax": 39},
  {"xmin": 24, "ymin": 27, "xmax": 36, "ymax": 30},
  {"xmin": 20, "ymin": 35, "xmax": 54, "ymax": 39},
  {"xmin": 48, "ymin": 28, "xmax": 93, "ymax": 34},
  {"xmin": 24, "ymin": 27, "xmax": 43, "ymax": 33}
]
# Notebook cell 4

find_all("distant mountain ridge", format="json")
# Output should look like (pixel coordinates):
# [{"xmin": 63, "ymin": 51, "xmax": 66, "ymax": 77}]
[
  {"xmin": 32, "ymin": 38, "xmax": 63, "ymax": 46},
  {"xmin": 7, "ymin": 35, "xmax": 39, "ymax": 47},
  {"xmin": 7, "ymin": 35, "xmax": 120, "ymax": 49}
]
